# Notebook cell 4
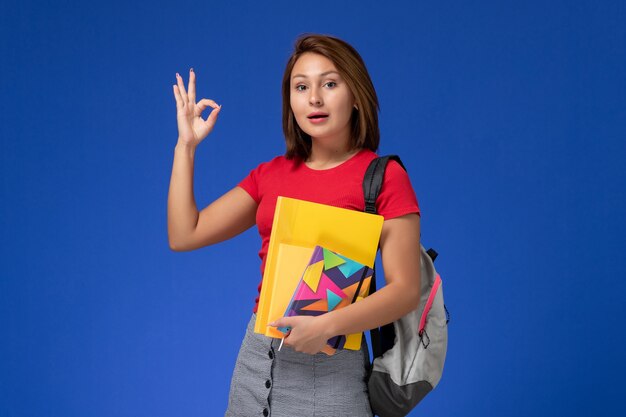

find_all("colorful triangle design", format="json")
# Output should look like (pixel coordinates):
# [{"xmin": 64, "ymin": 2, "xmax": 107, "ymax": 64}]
[
  {"xmin": 358, "ymin": 276, "xmax": 372, "ymax": 297},
  {"xmin": 337, "ymin": 259, "xmax": 364, "ymax": 278},
  {"xmin": 326, "ymin": 289, "xmax": 343, "ymax": 311},
  {"xmin": 310, "ymin": 246, "xmax": 324, "ymax": 264},
  {"xmin": 341, "ymin": 281, "xmax": 360, "ymax": 301},
  {"xmin": 323, "ymin": 248, "xmax": 346, "ymax": 270},
  {"xmin": 301, "ymin": 298, "xmax": 328, "ymax": 312},
  {"xmin": 302, "ymin": 260, "xmax": 324, "ymax": 292},
  {"xmin": 293, "ymin": 273, "xmax": 348, "ymax": 301},
  {"xmin": 337, "ymin": 277, "xmax": 372, "ymax": 302}
]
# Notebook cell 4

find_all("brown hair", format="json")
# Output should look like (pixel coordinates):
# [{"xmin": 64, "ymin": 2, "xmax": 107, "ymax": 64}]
[{"xmin": 282, "ymin": 34, "xmax": 380, "ymax": 160}]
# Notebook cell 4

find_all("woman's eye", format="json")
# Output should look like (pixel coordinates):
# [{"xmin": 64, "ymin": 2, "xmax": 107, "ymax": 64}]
[
  {"xmin": 325, "ymin": 81, "xmax": 337, "ymax": 88},
  {"xmin": 295, "ymin": 85, "xmax": 307, "ymax": 91}
]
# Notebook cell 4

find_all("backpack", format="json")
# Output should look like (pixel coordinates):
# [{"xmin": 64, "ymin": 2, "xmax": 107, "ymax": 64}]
[{"xmin": 362, "ymin": 155, "xmax": 449, "ymax": 417}]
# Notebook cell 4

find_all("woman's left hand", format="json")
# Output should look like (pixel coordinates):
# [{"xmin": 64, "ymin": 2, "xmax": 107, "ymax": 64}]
[{"xmin": 268, "ymin": 316, "xmax": 332, "ymax": 355}]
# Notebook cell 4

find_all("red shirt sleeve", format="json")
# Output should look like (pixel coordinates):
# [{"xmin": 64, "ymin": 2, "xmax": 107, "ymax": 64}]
[
  {"xmin": 376, "ymin": 159, "xmax": 421, "ymax": 219},
  {"xmin": 237, "ymin": 164, "xmax": 262, "ymax": 204}
]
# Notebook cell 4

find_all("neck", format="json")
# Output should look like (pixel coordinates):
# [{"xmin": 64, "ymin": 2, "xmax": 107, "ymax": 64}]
[{"xmin": 306, "ymin": 127, "xmax": 358, "ymax": 168}]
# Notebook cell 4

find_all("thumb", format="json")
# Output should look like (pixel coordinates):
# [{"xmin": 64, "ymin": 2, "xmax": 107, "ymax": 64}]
[
  {"xmin": 268, "ymin": 317, "xmax": 292, "ymax": 329},
  {"xmin": 205, "ymin": 105, "xmax": 221, "ymax": 126}
]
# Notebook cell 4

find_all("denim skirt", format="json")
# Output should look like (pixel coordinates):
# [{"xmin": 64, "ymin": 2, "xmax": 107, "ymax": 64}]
[{"xmin": 224, "ymin": 312, "xmax": 373, "ymax": 417}]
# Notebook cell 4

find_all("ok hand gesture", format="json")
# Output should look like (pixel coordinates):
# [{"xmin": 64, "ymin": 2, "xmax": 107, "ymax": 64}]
[{"xmin": 173, "ymin": 69, "xmax": 221, "ymax": 147}]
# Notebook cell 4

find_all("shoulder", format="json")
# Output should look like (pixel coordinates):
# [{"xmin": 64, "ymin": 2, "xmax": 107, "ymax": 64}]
[
  {"xmin": 238, "ymin": 154, "xmax": 294, "ymax": 202},
  {"xmin": 359, "ymin": 151, "xmax": 410, "ymax": 183},
  {"xmin": 374, "ymin": 155, "xmax": 420, "ymax": 218},
  {"xmin": 384, "ymin": 158, "xmax": 410, "ymax": 182}
]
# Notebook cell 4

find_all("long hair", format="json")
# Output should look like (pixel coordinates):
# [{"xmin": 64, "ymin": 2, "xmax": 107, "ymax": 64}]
[{"xmin": 282, "ymin": 34, "xmax": 380, "ymax": 160}]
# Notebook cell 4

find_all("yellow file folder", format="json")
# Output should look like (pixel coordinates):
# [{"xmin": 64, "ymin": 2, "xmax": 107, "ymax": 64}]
[{"xmin": 254, "ymin": 196, "xmax": 384, "ymax": 351}]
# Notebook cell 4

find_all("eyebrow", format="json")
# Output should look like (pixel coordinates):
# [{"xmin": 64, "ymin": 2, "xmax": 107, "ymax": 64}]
[{"xmin": 291, "ymin": 70, "xmax": 340, "ymax": 80}]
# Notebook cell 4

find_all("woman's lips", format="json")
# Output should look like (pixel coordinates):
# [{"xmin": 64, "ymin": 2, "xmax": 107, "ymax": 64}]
[{"xmin": 307, "ymin": 115, "xmax": 329, "ymax": 124}]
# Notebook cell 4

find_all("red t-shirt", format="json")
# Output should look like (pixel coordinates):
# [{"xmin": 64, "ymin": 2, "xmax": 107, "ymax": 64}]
[{"xmin": 237, "ymin": 148, "xmax": 420, "ymax": 313}]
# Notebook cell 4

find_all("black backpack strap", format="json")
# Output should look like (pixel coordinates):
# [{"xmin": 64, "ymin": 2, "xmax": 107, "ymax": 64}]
[
  {"xmin": 363, "ymin": 155, "xmax": 406, "ymax": 214},
  {"xmin": 363, "ymin": 155, "xmax": 406, "ymax": 360}
]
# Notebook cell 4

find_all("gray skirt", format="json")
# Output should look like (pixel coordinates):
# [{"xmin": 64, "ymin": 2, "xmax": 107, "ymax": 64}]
[{"xmin": 225, "ymin": 312, "xmax": 374, "ymax": 417}]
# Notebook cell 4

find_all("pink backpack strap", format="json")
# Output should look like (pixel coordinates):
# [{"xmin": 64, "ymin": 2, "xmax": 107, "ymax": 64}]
[{"xmin": 419, "ymin": 274, "xmax": 442, "ymax": 334}]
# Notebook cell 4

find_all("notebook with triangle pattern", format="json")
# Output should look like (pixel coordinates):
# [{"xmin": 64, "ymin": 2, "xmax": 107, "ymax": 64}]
[{"xmin": 277, "ymin": 245, "xmax": 374, "ymax": 351}]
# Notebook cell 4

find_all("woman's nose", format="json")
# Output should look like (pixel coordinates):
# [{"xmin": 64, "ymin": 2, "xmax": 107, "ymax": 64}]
[{"xmin": 309, "ymin": 88, "xmax": 322, "ymax": 106}]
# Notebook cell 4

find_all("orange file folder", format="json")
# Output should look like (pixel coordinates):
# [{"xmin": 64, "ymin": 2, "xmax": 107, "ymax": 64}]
[{"xmin": 254, "ymin": 196, "xmax": 384, "ymax": 351}]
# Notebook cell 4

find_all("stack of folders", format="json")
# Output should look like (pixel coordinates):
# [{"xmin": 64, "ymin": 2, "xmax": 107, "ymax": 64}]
[{"xmin": 254, "ymin": 196, "xmax": 384, "ymax": 355}]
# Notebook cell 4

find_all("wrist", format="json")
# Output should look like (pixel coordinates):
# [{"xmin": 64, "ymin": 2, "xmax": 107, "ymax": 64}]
[
  {"xmin": 175, "ymin": 140, "xmax": 197, "ymax": 156},
  {"xmin": 317, "ymin": 312, "xmax": 337, "ymax": 340}
]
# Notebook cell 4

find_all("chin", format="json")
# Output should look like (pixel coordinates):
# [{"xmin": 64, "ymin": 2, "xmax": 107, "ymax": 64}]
[{"xmin": 299, "ymin": 125, "xmax": 330, "ymax": 139}]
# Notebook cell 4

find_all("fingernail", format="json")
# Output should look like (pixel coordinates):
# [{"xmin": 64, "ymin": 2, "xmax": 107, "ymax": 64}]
[
  {"xmin": 176, "ymin": 73, "xmax": 180, "ymax": 78},
  {"xmin": 190, "ymin": 68, "xmax": 194, "ymax": 72}
]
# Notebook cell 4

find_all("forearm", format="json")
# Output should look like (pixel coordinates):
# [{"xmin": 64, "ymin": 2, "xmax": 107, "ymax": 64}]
[
  {"xmin": 319, "ymin": 280, "xmax": 420, "ymax": 339},
  {"xmin": 167, "ymin": 141, "xmax": 199, "ymax": 248}
]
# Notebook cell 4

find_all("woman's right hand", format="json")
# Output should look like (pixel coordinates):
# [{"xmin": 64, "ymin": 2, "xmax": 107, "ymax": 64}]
[{"xmin": 173, "ymin": 69, "xmax": 221, "ymax": 147}]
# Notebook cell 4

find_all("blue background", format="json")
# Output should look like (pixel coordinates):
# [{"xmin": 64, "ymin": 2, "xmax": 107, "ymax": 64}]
[{"xmin": 1, "ymin": 0, "xmax": 625, "ymax": 416}]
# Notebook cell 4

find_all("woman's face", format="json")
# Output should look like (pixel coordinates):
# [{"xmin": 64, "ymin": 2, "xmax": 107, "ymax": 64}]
[{"xmin": 289, "ymin": 52, "xmax": 356, "ymax": 143}]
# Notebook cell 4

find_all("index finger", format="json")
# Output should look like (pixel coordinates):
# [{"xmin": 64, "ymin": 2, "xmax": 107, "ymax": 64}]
[
  {"xmin": 176, "ymin": 73, "xmax": 188, "ymax": 103},
  {"xmin": 188, "ymin": 68, "xmax": 196, "ymax": 103}
]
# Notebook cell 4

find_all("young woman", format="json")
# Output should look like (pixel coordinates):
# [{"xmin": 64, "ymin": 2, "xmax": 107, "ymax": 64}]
[{"xmin": 168, "ymin": 34, "xmax": 421, "ymax": 417}]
